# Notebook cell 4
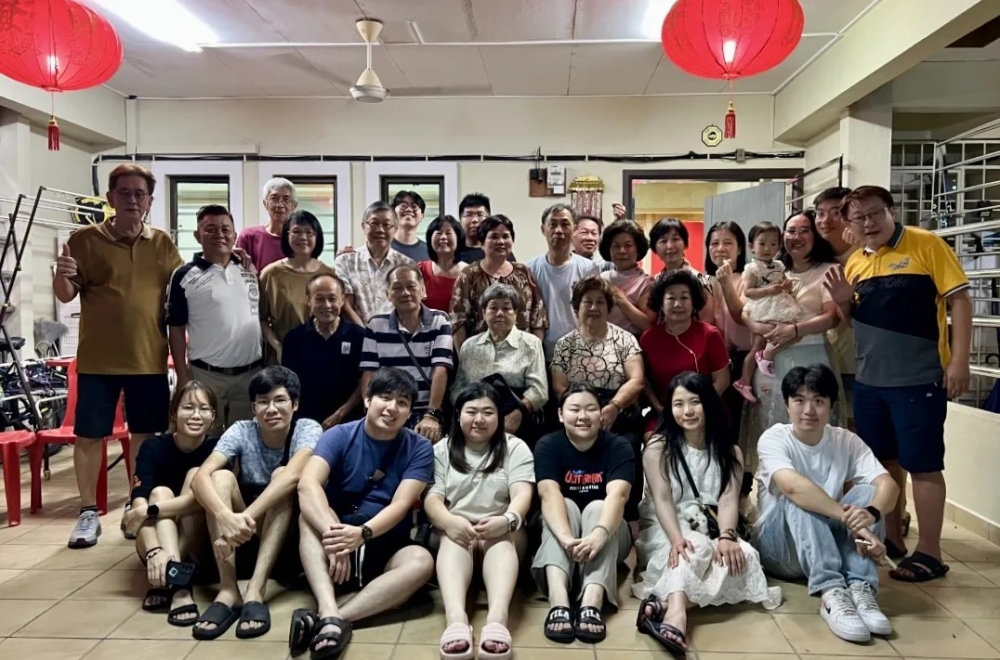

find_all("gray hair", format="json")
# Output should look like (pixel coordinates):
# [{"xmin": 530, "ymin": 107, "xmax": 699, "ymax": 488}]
[
  {"xmin": 262, "ymin": 177, "xmax": 297, "ymax": 202},
  {"xmin": 541, "ymin": 203, "xmax": 575, "ymax": 225},
  {"xmin": 480, "ymin": 282, "xmax": 522, "ymax": 312},
  {"xmin": 363, "ymin": 200, "xmax": 397, "ymax": 225}
]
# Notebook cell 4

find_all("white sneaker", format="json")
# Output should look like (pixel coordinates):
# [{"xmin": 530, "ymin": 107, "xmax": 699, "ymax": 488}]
[
  {"xmin": 820, "ymin": 587, "xmax": 870, "ymax": 643},
  {"xmin": 849, "ymin": 581, "xmax": 892, "ymax": 636},
  {"xmin": 67, "ymin": 510, "xmax": 102, "ymax": 549}
]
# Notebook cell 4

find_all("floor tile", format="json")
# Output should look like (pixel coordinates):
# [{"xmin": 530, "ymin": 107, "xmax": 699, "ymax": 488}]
[
  {"xmin": 602, "ymin": 650, "xmax": 698, "ymax": 660},
  {"xmin": 696, "ymin": 654, "xmax": 796, "ymax": 660},
  {"xmin": 921, "ymin": 587, "xmax": 1000, "ymax": 618},
  {"xmin": 0, "ymin": 598, "xmax": 58, "ymax": 636},
  {"xmin": 0, "ymin": 543, "xmax": 65, "ymax": 569},
  {"xmin": 887, "ymin": 616, "xmax": 1000, "ymax": 658},
  {"xmin": 965, "ymin": 618, "xmax": 1000, "ymax": 652},
  {"xmin": 353, "ymin": 620, "xmax": 404, "ymax": 645},
  {"xmin": 184, "ymin": 640, "xmax": 290, "ymax": 659},
  {"xmin": 340, "ymin": 643, "xmax": 394, "ymax": 660},
  {"xmin": 0, "ymin": 522, "xmax": 41, "ymax": 544},
  {"xmin": 109, "ymin": 607, "xmax": 208, "ymax": 640},
  {"xmin": 0, "ymin": 568, "xmax": 103, "ymax": 599},
  {"xmin": 968, "ymin": 563, "xmax": 1000, "ymax": 587},
  {"xmin": 81, "ymin": 639, "xmax": 198, "ymax": 660},
  {"xmin": 0, "ymin": 568, "xmax": 24, "ymax": 586},
  {"xmin": 0, "ymin": 637, "xmax": 98, "ymax": 660},
  {"xmin": 941, "ymin": 539, "xmax": 1000, "ymax": 563},
  {"xmin": 688, "ymin": 611, "xmax": 794, "ymax": 654},
  {"xmin": 15, "ymin": 598, "xmax": 139, "ymax": 638},
  {"xmin": 772, "ymin": 613, "xmax": 899, "ymax": 655},
  {"xmin": 923, "ymin": 562, "xmax": 1000, "ymax": 588},
  {"xmin": 34, "ymin": 545, "xmax": 136, "ymax": 571},
  {"xmin": 599, "ymin": 609, "xmax": 664, "ymax": 651},
  {"xmin": 7, "ymin": 523, "xmax": 94, "ymax": 545},
  {"xmin": 68, "ymin": 569, "xmax": 149, "ymax": 600},
  {"xmin": 878, "ymin": 581, "xmax": 953, "ymax": 617}
]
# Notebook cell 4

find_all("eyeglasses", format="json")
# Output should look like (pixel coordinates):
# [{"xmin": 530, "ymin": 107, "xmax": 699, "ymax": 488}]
[
  {"xmin": 847, "ymin": 208, "xmax": 887, "ymax": 225},
  {"xmin": 254, "ymin": 397, "xmax": 292, "ymax": 411},
  {"xmin": 289, "ymin": 229, "xmax": 316, "ymax": 238},
  {"xmin": 396, "ymin": 202, "xmax": 421, "ymax": 211},
  {"xmin": 784, "ymin": 228, "xmax": 812, "ymax": 237},
  {"xmin": 364, "ymin": 221, "xmax": 395, "ymax": 231},
  {"xmin": 113, "ymin": 189, "xmax": 149, "ymax": 201},
  {"xmin": 462, "ymin": 211, "xmax": 488, "ymax": 220}
]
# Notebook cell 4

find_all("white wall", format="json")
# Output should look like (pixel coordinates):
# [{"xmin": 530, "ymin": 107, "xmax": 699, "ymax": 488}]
[
  {"xmin": 802, "ymin": 122, "xmax": 843, "ymax": 200},
  {"xmin": 944, "ymin": 405, "xmax": 1000, "ymax": 534}
]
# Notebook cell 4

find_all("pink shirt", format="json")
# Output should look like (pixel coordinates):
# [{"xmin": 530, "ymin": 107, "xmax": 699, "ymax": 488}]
[
  {"xmin": 236, "ymin": 225, "xmax": 284, "ymax": 272},
  {"xmin": 601, "ymin": 267, "xmax": 652, "ymax": 336}
]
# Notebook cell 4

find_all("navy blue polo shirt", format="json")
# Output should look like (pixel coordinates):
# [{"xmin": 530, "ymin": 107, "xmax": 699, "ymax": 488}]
[{"xmin": 281, "ymin": 319, "xmax": 366, "ymax": 423}]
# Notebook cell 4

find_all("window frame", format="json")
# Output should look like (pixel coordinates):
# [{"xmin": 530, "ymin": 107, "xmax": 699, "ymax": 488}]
[
  {"xmin": 257, "ymin": 161, "xmax": 352, "ymax": 253},
  {"xmin": 168, "ymin": 175, "xmax": 231, "ymax": 245},
  {"xmin": 364, "ymin": 161, "xmax": 459, "ymax": 220},
  {"xmin": 150, "ymin": 160, "xmax": 244, "ymax": 232}
]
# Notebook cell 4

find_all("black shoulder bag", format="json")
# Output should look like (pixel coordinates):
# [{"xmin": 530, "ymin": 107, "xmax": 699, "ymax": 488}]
[
  {"xmin": 340, "ymin": 435, "xmax": 404, "ymax": 526},
  {"xmin": 676, "ymin": 449, "xmax": 751, "ymax": 541}
]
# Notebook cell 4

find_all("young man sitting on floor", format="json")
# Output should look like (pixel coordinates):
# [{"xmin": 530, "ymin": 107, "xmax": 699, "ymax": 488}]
[
  {"xmin": 755, "ymin": 364, "xmax": 899, "ymax": 644},
  {"xmin": 190, "ymin": 366, "xmax": 322, "ymax": 640},
  {"xmin": 292, "ymin": 367, "xmax": 435, "ymax": 659}
]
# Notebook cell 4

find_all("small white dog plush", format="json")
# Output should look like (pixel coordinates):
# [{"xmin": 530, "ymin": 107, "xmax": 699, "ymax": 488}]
[{"xmin": 679, "ymin": 503, "xmax": 708, "ymax": 535}]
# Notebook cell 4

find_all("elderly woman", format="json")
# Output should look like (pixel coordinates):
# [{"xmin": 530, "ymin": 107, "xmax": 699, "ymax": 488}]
[
  {"xmin": 418, "ymin": 215, "xmax": 468, "ymax": 313},
  {"xmin": 260, "ymin": 210, "xmax": 336, "ymax": 362},
  {"xmin": 453, "ymin": 283, "xmax": 547, "ymax": 444},
  {"xmin": 649, "ymin": 218, "xmax": 715, "ymax": 323},
  {"xmin": 450, "ymin": 214, "xmax": 547, "ymax": 352},
  {"xmin": 551, "ymin": 276, "xmax": 645, "ymax": 521},
  {"xmin": 641, "ymin": 269, "xmax": 730, "ymax": 436},
  {"xmin": 599, "ymin": 220, "xmax": 654, "ymax": 336}
]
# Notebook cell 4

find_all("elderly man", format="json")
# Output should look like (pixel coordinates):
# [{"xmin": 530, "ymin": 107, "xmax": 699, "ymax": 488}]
[
  {"xmin": 360, "ymin": 265, "xmax": 453, "ymax": 443},
  {"xmin": 335, "ymin": 201, "xmax": 414, "ymax": 325},
  {"xmin": 237, "ymin": 177, "xmax": 298, "ymax": 271},
  {"xmin": 167, "ymin": 204, "xmax": 262, "ymax": 432},
  {"xmin": 54, "ymin": 163, "xmax": 183, "ymax": 549},
  {"xmin": 282, "ymin": 273, "xmax": 366, "ymax": 428},
  {"xmin": 391, "ymin": 190, "xmax": 430, "ymax": 261},
  {"xmin": 572, "ymin": 215, "xmax": 614, "ymax": 272}
]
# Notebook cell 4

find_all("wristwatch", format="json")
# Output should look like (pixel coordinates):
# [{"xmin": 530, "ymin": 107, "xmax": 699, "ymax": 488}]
[
  {"xmin": 505, "ymin": 513, "xmax": 518, "ymax": 534},
  {"xmin": 360, "ymin": 524, "xmax": 374, "ymax": 542},
  {"xmin": 865, "ymin": 506, "xmax": 882, "ymax": 523},
  {"xmin": 146, "ymin": 504, "xmax": 160, "ymax": 520},
  {"xmin": 425, "ymin": 408, "xmax": 445, "ymax": 424}
]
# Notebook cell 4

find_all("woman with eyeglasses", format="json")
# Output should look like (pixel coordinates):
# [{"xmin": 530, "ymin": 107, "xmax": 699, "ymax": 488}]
[
  {"xmin": 425, "ymin": 382, "xmax": 534, "ymax": 660},
  {"xmin": 417, "ymin": 215, "xmax": 468, "ymax": 313},
  {"xmin": 260, "ymin": 210, "xmax": 336, "ymax": 362}
]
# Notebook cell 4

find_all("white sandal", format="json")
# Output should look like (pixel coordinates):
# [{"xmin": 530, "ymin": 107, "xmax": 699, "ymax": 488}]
[
  {"xmin": 478, "ymin": 622, "xmax": 513, "ymax": 660},
  {"xmin": 439, "ymin": 622, "xmax": 474, "ymax": 660}
]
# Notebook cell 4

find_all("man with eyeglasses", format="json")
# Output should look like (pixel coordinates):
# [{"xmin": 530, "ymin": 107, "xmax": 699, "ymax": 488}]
[
  {"xmin": 236, "ymin": 178, "xmax": 298, "ymax": 271},
  {"xmin": 335, "ymin": 201, "xmax": 414, "ymax": 325},
  {"xmin": 54, "ymin": 163, "xmax": 183, "ymax": 550},
  {"xmin": 167, "ymin": 204, "xmax": 262, "ymax": 433},
  {"xmin": 390, "ymin": 190, "xmax": 430, "ymax": 262},
  {"xmin": 191, "ymin": 366, "xmax": 322, "ymax": 640},
  {"xmin": 825, "ymin": 185, "xmax": 972, "ymax": 585},
  {"xmin": 455, "ymin": 192, "xmax": 516, "ymax": 263}
]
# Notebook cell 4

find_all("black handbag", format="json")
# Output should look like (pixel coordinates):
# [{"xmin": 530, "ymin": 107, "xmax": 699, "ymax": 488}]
[{"xmin": 676, "ymin": 448, "xmax": 751, "ymax": 541}]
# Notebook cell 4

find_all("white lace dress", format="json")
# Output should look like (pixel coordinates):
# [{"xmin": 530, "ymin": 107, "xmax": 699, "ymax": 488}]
[
  {"xmin": 742, "ymin": 259, "xmax": 803, "ymax": 325},
  {"xmin": 632, "ymin": 443, "xmax": 781, "ymax": 609}
]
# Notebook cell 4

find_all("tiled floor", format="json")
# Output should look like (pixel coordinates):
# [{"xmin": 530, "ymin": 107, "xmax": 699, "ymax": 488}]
[{"xmin": 2, "ymin": 446, "xmax": 1000, "ymax": 660}]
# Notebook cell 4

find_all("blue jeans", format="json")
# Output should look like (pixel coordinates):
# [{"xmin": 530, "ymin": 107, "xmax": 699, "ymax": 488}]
[{"xmin": 756, "ymin": 484, "xmax": 884, "ymax": 596}]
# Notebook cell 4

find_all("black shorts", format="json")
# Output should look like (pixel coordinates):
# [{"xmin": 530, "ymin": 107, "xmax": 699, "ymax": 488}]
[
  {"xmin": 346, "ymin": 534, "xmax": 416, "ymax": 589},
  {"xmin": 853, "ymin": 380, "xmax": 948, "ymax": 474},
  {"xmin": 74, "ymin": 373, "xmax": 170, "ymax": 438}
]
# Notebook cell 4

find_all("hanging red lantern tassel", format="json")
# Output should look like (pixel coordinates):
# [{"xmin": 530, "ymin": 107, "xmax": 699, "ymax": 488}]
[
  {"xmin": 724, "ymin": 101, "xmax": 736, "ymax": 139},
  {"xmin": 48, "ymin": 116, "xmax": 61, "ymax": 151}
]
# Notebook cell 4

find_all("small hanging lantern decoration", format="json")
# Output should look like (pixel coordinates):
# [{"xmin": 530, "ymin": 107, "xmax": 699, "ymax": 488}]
[
  {"xmin": 661, "ymin": 0, "xmax": 804, "ymax": 139},
  {"xmin": 0, "ymin": 0, "xmax": 124, "ymax": 150}
]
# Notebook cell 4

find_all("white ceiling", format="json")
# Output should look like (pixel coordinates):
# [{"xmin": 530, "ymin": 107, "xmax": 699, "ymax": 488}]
[{"xmin": 97, "ymin": 0, "xmax": 881, "ymax": 99}]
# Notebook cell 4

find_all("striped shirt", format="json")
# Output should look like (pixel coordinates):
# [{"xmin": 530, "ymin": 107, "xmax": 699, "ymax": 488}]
[{"xmin": 361, "ymin": 306, "xmax": 454, "ymax": 413}]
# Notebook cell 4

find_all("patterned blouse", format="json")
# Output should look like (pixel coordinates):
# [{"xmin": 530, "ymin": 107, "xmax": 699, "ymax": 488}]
[
  {"xmin": 449, "ymin": 262, "xmax": 548, "ymax": 336},
  {"xmin": 551, "ymin": 323, "xmax": 642, "ymax": 390}
]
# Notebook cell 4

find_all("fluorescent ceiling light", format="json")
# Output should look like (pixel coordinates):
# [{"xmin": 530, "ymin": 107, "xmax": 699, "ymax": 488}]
[
  {"xmin": 90, "ymin": 0, "xmax": 218, "ymax": 52},
  {"xmin": 642, "ymin": 0, "xmax": 678, "ymax": 40}
]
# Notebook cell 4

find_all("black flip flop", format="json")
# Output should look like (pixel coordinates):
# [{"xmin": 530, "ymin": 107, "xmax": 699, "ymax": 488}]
[
  {"xmin": 192, "ymin": 602, "xmax": 243, "ymax": 640},
  {"xmin": 309, "ymin": 616, "xmax": 353, "ymax": 660},
  {"xmin": 636, "ymin": 595, "xmax": 665, "ymax": 632},
  {"xmin": 142, "ymin": 587, "xmax": 172, "ymax": 612},
  {"xmin": 289, "ymin": 608, "xmax": 319, "ymax": 653},
  {"xmin": 890, "ymin": 551, "xmax": 950, "ymax": 583},
  {"xmin": 235, "ymin": 601, "xmax": 271, "ymax": 639},
  {"xmin": 543, "ymin": 606, "xmax": 575, "ymax": 644},
  {"xmin": 645, "ymin": 621, "xmax": 688, "ymax": 657},
  {"xmin": 574, "ymin": 605, "xmax": 607, "ymax": 644}
]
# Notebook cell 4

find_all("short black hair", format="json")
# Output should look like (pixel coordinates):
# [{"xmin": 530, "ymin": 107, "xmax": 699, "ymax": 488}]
[
  {"xmin": 648, "ymin": 269, "xmax": 707, "ymax": 318},
  {"xmin": 576, "ymin": 214, "xmax": 604, "ymax": 231},
  {"xmin": 196, "ymin": 204, "xmax": 233, "ymax": 224},
  {"xmin": 249, "ymin": 366, "xmax": 302, "ymax": 402},
  {"xmin": 305, "ymin": 272, "xmax": 345, "ymax": 296},
  {"xmin": 840, "ymin": 185, "xmax": 896, "ymax": 217},
  {"xmin": 813, "ymin": 187, "xmax": 852, "ymax": 207},
  {"xmin": 478, "ymin": 214, "xmax": 515, "ymax": 244},
  {"xmin": 599, "ymin": 219, "xmax": 649, "ymax": 261},
  {"xmin": 366, "ymin": 367, "xmax": 419, "ymax": 405},
  {"xmin": 703, "ymin": 221, "xmax": 747, "ymax": 276},
  {"xmin": 779, "ymin": 209, "xmax": 836, "ymax": 268},
  {"xmin": 748, "ymin": 221, "xmax": 782, "ymax": 245},
  {"xmin": 558, "ymin": 382, "xmax": 602, "ymax": 409},
  {"xmin": 650, "ymin": 217, "xmax": 689, "ymax": 248},
  {"xmin": 392, "ymin": 190, "xmax": 426, "ymax": 213},
  {"xmin": 281, "ymin": 210, "xmax": 324, "ymax": 259},
  {"xmin": 541, "ymin": 203, "xmax": 575, "ymax": 225},
  {"xmin": 459, "ymin": 193, "xmax": 491, "ymax": 216},
  {"xmin": 781, "ymin": 364, "xmax": 840, "ymax": 405},
  {"xmin": 570, "ymin": 276, "xmax": 614, "ymax": 313},
  {"xmin": 425, "ymin": 215, "xmax": 466, "ymax": 263},
  {"xmin": 385, "ymin": 263, "xmax": 423, "ymax": 285}
]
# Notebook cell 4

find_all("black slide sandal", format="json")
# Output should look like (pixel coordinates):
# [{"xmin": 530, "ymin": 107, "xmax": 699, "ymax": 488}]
[
  {"xmin": 646, "ymin": 621, "xmax": 688, "ymax": 657},
  {"xmin": 309, "ymin": 616, "xmax": 353, "ymax": 660},
  {"xmin": 885, "ymin": 539, "xmax": 908, "ymax": 560},
  {"xmin": 289, "ymin": 608, "xmax": 319, "ymax": 653},
  {"xmin": 142, "ymin": 587, "xmax": 172, "ymax": 612},
  {"xmin": 574, "ymin": 606, "xmax": 607, "ymax": 643},
  {"xmin": 192, "ymin": 602, "xmax": 243, "ymax": 640},
  {"xmin": 890, "ymin": 551, "xmax": 950, "ymax": 583},
  {"xmin": 636, "ymin": 595, "xmax": 665, "ymax": 632},
  {"xmin": 235, "ymin": 601, "xmax": 271, "ymax": 639},
  {"xmin": 543, "ymin": 606, "xmax": 575, "ymax": 644},
  {"xmin": 167, "ymin": 603, "xmax": 200, "ymax": 627}
]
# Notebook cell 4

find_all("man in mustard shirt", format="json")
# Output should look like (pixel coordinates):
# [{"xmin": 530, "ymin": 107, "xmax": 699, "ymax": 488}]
[
  {"xmin": 825, "ymin": 185, "xmax": 972, "ymax": 584},
  {"xmin": 54, "ymin": 164, "xmax": 183, "ymax": 549}
]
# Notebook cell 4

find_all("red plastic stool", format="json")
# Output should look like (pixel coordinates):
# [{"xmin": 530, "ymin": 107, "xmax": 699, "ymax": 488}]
[{"xmin": 1, "ymin": 430, "xmax": 42, "ymax": 526}]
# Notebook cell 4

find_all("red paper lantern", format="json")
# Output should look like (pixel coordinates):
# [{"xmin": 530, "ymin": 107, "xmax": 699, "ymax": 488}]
[
  {"xmin": 661, "ymin": 0, "xmax": 804, "ymax": 138},
  {"xmin": 0, "ymin": 0, "xmax": 123, "ymax": 150}
]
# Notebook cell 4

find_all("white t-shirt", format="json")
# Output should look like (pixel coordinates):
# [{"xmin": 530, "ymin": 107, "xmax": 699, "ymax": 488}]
[
  {"xmin": 756, "ymin": 423, "xmax": 887, "ymax": 525},
  {"xmin": 429, "ymin": 434, "xmax": 535, "ymax": 522},
  {"xmin": 526, "ymin": 253, "xmax": 600, "ymax": 360}
]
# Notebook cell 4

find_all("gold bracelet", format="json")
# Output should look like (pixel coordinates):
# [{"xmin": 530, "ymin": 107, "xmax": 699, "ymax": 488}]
[{"xmin": 593, "ymin": 524, "xmax": 612, "ymax": 539}]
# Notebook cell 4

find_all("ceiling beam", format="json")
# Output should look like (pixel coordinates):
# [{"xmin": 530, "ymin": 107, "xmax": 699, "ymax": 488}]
[{"xmin": 0, "ymin": 78, "xmax": 126, "ymax": 147}]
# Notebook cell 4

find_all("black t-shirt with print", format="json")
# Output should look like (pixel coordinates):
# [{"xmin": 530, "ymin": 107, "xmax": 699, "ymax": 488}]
[{"xmin": 533, "ymin": 429, "xmax": 635, "ymax": 510}]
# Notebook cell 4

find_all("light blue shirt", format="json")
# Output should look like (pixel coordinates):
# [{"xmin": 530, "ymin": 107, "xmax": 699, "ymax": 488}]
[{"xmin": 526, "ymin": 253, "xmax": 600, "ymax": 360}]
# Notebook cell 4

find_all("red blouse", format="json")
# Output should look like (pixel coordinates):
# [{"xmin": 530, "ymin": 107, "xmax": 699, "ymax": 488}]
[
  {"xmin": 640, "ymin": 319, "xmax": 730, "ymax": 397},
  {"xmin": 418, "ymin": 260, "xmax": 459, "ymax": 314}
]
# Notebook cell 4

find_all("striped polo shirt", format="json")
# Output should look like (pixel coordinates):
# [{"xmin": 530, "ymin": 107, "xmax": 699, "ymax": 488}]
[
  {"xmin": 360, "ymin": 306, "xmax": 454, "ymax": 412},
  {"xmin": 844, "ymin": 224, "xmax": 969, "ymax": 388}
]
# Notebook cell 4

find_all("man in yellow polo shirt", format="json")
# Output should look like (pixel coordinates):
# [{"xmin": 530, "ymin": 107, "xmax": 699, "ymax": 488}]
[
  {"xmin": 53, "ymin": 164, "xmax": 183, "ymax": 549},
  {"xmin": 826, "ymin": 185, "xmax": 972, "ymax": 585}
]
